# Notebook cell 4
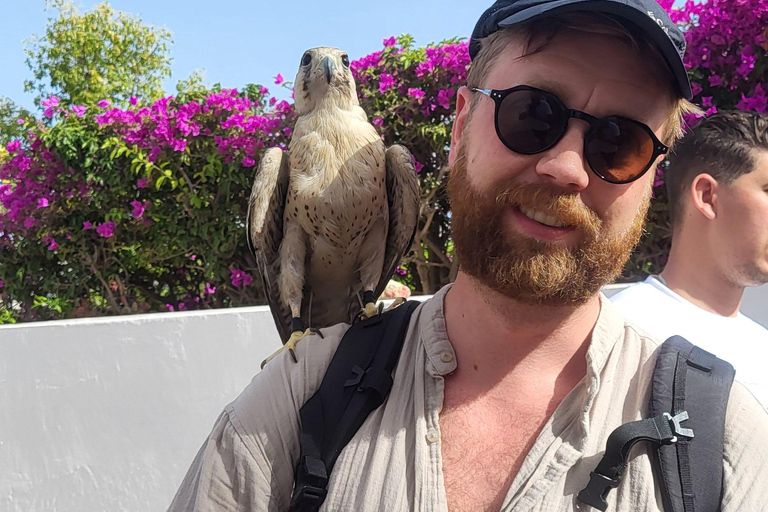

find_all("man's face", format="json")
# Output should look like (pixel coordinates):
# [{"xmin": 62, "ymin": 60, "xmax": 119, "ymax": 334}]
[
  {"xmin": 447, "ymin": 28, "xmax": 675, "ymax": 304},
  {"xmin": 715, "ymin": 150, "xmax": 768, "ymax": 287}
]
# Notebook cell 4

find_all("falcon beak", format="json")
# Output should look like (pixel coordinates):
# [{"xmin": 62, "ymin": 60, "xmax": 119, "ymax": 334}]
[{"xmin": 322, "ymin": 56, "xmax": 335, "ymax": 84}]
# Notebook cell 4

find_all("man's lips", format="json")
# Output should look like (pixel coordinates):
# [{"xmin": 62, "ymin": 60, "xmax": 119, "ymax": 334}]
[
  {"xmin": 508, "ymin": 206, "xmax": 576, "ymax": 241},
  {"xmin": 516, "ymin": 205, "xmax": 570, "ymax": 228}
]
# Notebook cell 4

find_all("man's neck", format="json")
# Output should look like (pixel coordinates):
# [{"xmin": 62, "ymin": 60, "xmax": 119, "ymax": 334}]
[
  {"xmin": 660, "ymin": 243, "xmax": 744, "ymax": 317},
  {"xmin": 443, "ymin": 273, "xmax": 599, "ymax": 390}
]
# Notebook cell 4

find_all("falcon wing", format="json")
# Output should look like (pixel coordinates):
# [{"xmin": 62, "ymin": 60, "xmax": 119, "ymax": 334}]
[
  {"xmin": 247, "ymin": 147, "xmax": 292, "ymax": 342},
  {"xmin": 373, "ymin": 144, "xmax": 420, "ymax": 300}
]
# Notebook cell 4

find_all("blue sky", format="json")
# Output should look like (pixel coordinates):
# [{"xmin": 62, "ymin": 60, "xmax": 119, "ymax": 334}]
[{"xmin": 1, "ymin": 0, "xmax": 482, "ymax": 112}]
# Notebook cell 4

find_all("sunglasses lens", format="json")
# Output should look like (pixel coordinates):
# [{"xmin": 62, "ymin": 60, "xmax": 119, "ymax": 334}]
[
  {"xmin": 585, "ymin": 118, "xmax": 655, "ymax": 183},
  {"xmin": 497, "ymin": 89, "xmax": 567, "ymax": 154}
]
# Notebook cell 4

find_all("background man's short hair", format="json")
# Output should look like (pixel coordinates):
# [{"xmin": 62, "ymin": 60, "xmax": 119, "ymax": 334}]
[
  {"xmin": 466, "ymin": 11, "xmax": 699, "ymax": 147},
  {"xmin": 665, "ymin": 110, "xmax": 768, "ymax": 229}
]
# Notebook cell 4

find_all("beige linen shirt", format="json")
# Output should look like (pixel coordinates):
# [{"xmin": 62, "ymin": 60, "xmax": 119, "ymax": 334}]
[{"xmin": 169, "ymin": 286, "xmax": 768, "ymax": 511}]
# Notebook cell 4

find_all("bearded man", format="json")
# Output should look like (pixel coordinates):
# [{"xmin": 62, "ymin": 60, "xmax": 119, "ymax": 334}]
[{"xmin": 169, "ymin": 1, "xmax": 768, "ymax": 510}]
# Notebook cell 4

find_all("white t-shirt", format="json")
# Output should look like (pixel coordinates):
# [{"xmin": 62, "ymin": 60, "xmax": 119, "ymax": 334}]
[{"xmin": 610, "ymin": 275, "xmax": 768, "ymax": 407}]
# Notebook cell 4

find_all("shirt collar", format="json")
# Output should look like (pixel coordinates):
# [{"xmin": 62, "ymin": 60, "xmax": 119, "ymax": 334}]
[
  {"xmin": 417, "ymin": 286, "xmax": 627, "ymax": 437},
  {"xmin": 417, "ymin": 284, "xmax": 457, "ymax": 377}
]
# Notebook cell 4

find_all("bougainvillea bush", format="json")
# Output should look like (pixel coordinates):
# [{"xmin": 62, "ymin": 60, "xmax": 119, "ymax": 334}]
[
  {"xmin": 0, "ymin": 86, "xmax": 294, "ymax": 321},
  {"xmin": 1, "ymin": 0, "xmax": 766, "ymax": 323}
]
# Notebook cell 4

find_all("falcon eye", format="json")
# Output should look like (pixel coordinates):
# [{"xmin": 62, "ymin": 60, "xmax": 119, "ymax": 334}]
[
  {"xmin": 341, "ymin": 54, "xmax": 349, "ymax": 67},
  {"xmin": 301, "ymin": 53, "xmax": 312, "ymax": 67}
]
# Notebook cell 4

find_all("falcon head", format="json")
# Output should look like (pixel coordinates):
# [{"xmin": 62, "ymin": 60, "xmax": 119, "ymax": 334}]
[{"xmin": 293, "ymin": 47, "xmax": 359, "ymax": 115}]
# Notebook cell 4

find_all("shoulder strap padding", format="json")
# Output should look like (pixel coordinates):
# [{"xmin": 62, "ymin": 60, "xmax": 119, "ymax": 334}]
[
  {"xmin": 290, "ymin": 300, "xmax": 420, "ymax": 511},
  {"xmin": 651, "ymin": 335, "xmax": 735, "ymax": 512}
]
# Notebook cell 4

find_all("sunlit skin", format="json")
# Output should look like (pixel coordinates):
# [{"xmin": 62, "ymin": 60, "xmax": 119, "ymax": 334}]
[
  {"xmin": 438, "ymin": 29, "xmax": 677, "ymax": 512},
  {"xmin": 661, "ymin": 150, "xmax": 768, "ymax": 316}
]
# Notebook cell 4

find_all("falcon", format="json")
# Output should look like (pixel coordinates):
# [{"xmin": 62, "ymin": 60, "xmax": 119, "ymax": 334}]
[{"xmin": 248, "ymin": 47, "xmax": 420, "ymax": 367}]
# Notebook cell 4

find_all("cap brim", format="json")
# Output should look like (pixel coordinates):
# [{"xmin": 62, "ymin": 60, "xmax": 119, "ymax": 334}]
[{"xmin": 497, "ymin": 0, "xmax": 692, "ymax": 99}]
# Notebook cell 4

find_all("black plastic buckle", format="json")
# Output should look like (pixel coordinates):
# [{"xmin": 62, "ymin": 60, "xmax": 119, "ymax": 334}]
[
  {"xmin": 301, "ymin": 455, "xmax": 328, "ymax": 487},
  {"xmin": 577, "ymin": 471, "xmax": 619, "ymax": 511},
  {"xmin": 289, "ymin": 484, "xmax": 328, "ymax": 511},
  {"xmin": 289, "ymin": 456, "xmax": 329, "ymax": 511}
]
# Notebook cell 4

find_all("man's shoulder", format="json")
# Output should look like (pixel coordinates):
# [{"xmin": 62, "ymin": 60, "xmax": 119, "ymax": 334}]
[
  {"xmin": 226, "ymin": 322, "xmax": 352, "ymax": 433},
  {"xmin": 228, "ymin": 297, "xmax": 433, "ymax": 431},
  {"xmin": 609, "ymin": 278, "xmax": 668, "ymax": 306},
  {"xmin": 721, "ymin": 379, "xmax": 768, "ymax": 503}
]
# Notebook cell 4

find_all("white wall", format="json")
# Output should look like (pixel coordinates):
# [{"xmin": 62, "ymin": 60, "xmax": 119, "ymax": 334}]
[
  {"xmin": 0, "ymin": 306, "xmax": 285, "ymax": 512},
  {"xmin": 1, "ymin": 285, "xmax": 765, "ymax": 512}
]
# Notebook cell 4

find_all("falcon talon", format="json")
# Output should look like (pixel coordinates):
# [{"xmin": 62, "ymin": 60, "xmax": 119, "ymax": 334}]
[
  {"xmin": 383, "ymin": 297, "xmax": 406, "ymax": 313},
  {"xmin": 360, "ymin": 301, "xmax": 381, "ymax": 321},
  {"xmin": 289, "ymin": 348, "xmax": 298, "ymax": 363}
]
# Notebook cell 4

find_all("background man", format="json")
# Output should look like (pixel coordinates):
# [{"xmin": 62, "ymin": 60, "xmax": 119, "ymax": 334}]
[
  {"xmin": 611, "ymin": 111, "xmax": 768, "ymax": 407},
  {"xmin": 170, "ymin": 2, "xmax": 768, "ymax": 511}
]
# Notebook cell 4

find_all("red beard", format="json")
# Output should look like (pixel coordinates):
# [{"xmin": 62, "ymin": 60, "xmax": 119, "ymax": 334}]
[{"xmin": 447, "ymin": 141, "xmax": 649, "ymax": 305}]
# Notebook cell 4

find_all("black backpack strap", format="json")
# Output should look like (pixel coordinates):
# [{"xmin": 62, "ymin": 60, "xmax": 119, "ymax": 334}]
[
  {"xmin": 578, "ymin": 336, "xmax": 734, "ymax": 511},
  {"xmin": 577, "ymin": 413, "xmax": 690, "ymax": 510},
  {"xmin": 651, "ymin": 335, "xmax": 735, "ymax": 512},
  {"xmin": 289, "ymin": 300, "xmax": 420, "ymax": 512}
]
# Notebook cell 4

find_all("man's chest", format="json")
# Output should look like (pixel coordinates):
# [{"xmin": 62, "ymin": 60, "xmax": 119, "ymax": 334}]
[{"xmin": 439, "ymin": 397, "xmax": 554, "ymax": 512}]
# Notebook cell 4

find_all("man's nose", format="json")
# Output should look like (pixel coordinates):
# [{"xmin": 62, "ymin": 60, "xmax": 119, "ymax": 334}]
[{"xmin": 533, "ymin": 124, "xmax": 591, "ymax": 192}]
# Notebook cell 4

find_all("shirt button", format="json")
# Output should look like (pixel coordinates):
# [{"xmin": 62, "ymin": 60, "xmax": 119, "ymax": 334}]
[
  {"xmin": 426, "ymin": 429, "xmax": 440, "ymax": 444},
  {"xmin": 440, "ymin": 352, "xmax": 454, "ymax": 363}
]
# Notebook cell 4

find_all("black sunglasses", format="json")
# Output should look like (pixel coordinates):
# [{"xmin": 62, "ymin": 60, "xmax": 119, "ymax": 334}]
[{"xmin": 469, "ymin": 85, "xmax": 668, "ymax": 184}]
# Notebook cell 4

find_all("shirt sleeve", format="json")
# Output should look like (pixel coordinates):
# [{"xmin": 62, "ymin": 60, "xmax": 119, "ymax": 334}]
[
  {"xmin": 721, "ymin": 381, "xmax": 768, "ymax": 509},
  {"xmin": 167, "ymin": 322, "xmax": 350, "ymax": 512}
]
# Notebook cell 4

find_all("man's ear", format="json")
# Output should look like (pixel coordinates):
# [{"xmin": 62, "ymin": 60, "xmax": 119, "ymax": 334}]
[
  {"xmin": 690, "ymin": 173, "xmax": 719, "ymax": 220},
  {"xmin": 448, "ymin": 86, "xmax": 472, "ymax": 167}
]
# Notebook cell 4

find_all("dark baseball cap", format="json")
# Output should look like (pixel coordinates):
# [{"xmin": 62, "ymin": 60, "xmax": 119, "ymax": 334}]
[{"xmin": 469, "ymin": 0, "xmax": 692, "ymax": 99}]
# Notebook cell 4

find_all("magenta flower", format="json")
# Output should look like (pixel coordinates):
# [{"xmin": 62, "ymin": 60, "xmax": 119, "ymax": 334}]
[
  {"xmin": 436, "ymin": 89, "xmax": 454, "ymax": 110},
  {"xmin": 242, "ymin": 156, "xmax": 256, "ymax": 167},
  {"xmin": 37, "ymin": 198, "xmax": 49, "ymax": 209},
  {"xmin": 97, "ymin": 99, "xmax": 111, "ymax": 108},
  {"xmin": 204, "ymin": 283, "xmax": 216, "ymax": 295},
  {"xmin": 16, "ymin": 118, "xmax": 24, "ymax": 125},
  {"xmin": 407, "ymin": 88, "xmax": 426, "ymax": 99},
  {"xmin": 165, "ymin": 303, "xmax": 174, "ymax": 312},
  {"xmin": 230, "ymin": 268, "xmax": 253, "ymax": 288},
  {"xmin": 96, "ymin": 221, "xmax": 116, "ymax": 238},
  {"xmin": 130, "ymin": 200, "xmax": 146, "ymax": 219},
  {"xmin": 274, "ymin": 73, "xmax": 284, "ymax": 85},
  {"xmin": 40, "ymin": 95, "xmax": 60, "ymax": 108},
  {"xmin": 690, "ymin": 82, "xmax": 703, "ymax": 97},
  {"xmin": 70, "ymin": 105, "xmax": 87, "ymax": 118},
  {"xmin": 383, "ymin": 36, "xmax": 397, "ymax": 47},
  {"xmin": 171, "ymin": 139, "xmax": 187, "ymax": 152},
  {"xmin": 43, "ymin": 236, "xmax": 58, "ymax": 251},
  {"xmin": 129, "ymin": 97, "xmax": 138, "ymax": 106},
  {"xmin": 83, "ymin": 221, "xmax": 93, "ymax": 230},
  {"xmin": 378, "ymin": 73, "xmax": 396, "ymax": 94},
  {"xmin": 372, "ymin": 116, "xmax": 384, "ymax": 127},
  {"xmin": 137, "ymin": 178, "xmax": 149, "ymax": 189},
  {"xmin": 5, "ymin": 140, "xmax": 20, "ymax": 153},
  {"xmin": 0, "ymin": 280, "xmax": 4, "ymax": 288},
  {"xmin": 190, "ymin": 254, "xmax": 197, "ymax": 261},
  {"xmin": 24, "ymin": 217, "xmax": 36, "ymax": 228},
  {"xmin": 43, "ymin": 107, "xmax": 55, "ymax": 118}
]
